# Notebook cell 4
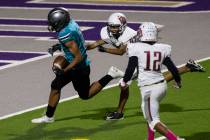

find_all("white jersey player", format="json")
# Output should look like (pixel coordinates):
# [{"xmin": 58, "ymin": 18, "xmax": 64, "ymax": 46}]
[
  {"xmin": 127, "ymin": 42, "xmax": 171, "ymax": 87},
  {"xmin": 99, "ymin": 13, "xmax": 137, "ymax": 120},
  {"xmin": 100, "ymin": 12, "xmax": 136, "ymax": 46},
  {"xmin": 120, "ymin": 22, "xmax": 184, "ymax": 140}
]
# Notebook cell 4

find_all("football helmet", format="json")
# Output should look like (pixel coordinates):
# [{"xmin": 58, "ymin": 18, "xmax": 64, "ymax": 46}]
[
  {"xmin": 47, "ymin": 7, "xmax": 70, "ymax": 32},
  {"xmin": 139, "ymin": 22, "xmax": 158, "ymax": 42},
  {"xmin": 107, "ymin": 13, "xmax": 127, "ymax": 36}
]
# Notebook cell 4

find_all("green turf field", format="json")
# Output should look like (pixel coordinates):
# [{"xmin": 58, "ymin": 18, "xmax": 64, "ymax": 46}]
[{"xmin": 0, "ymin": 60, "xmax": 210, "ymax": 140}]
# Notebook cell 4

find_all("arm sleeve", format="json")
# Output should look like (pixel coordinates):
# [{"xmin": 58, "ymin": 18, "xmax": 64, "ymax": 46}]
[
  {"xmin": 123, "ymin": 56, "xmax": 138, "ymax": 83},
  {"xmin": 163, "ymin": 57, "xmax": 181, "ymax": 83}
]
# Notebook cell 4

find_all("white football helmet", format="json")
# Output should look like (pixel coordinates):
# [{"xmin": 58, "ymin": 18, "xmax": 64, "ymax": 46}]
[
  {"xmin": 139, "ymin": 22, "xmax": 158, "ymax": 42},
  {"xmin": 107, "ymin": 13, "xmax": 127, "ymax": 36}
]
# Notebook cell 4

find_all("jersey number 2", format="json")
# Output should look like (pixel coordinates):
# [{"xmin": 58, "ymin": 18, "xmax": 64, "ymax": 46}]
[{"xmin": 144, "ymin": 51, "xmax": 162, "ymax": 71}]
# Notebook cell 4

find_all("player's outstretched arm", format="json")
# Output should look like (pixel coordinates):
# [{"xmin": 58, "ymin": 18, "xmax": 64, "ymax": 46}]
[
  {"xmin": 85, "ymin": 39, "xmax": 106, "ymax": 50},
  {"xmin": 163, "ymin": 59, "xmax": 205, "ymax": 82},
  {"xmin": 98, "ymin": 44, "xmax": 127, "ymax": 55},
  {"xmin": 163, "ymin": 57, "xmax": 181, "ymax": 88}
]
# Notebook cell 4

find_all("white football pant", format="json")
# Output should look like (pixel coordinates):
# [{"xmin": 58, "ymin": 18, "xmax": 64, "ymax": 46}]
[{"xmin": 140, "ymin": 81, "xmax": 167, "ymax": 130}]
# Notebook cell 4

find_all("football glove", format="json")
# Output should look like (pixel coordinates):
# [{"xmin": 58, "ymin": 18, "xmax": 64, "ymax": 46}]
[
  {"xmin": 48, "ymin": 43, "xmax": 62, "ymax": 56},
  {"xmin": 110, "ymin": 37, "xmax": 122, "ymax": 48},
  {"xmin": 119, "ymin": 78, "xmax": 128, "ymax": 88}
]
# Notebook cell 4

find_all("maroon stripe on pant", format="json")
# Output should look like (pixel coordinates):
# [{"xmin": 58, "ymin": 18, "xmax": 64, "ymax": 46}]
[{"xmin": 148, "ymin": 97, "xmax": 153, "ymax": 121}]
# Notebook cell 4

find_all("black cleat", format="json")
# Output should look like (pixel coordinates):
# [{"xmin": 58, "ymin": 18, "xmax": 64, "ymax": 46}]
[
  {"xmin": 106, "ymin": 111, "xmax": 124, "ymax": 120},
  {"xmin": 186, "ymin": 59, "xmax": 205, "ymax": 72}
]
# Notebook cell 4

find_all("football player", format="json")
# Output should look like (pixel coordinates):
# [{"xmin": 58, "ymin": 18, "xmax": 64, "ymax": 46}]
[
  {"xmin": 120, "ymin": 22, "xmax": 185, "ymax": 140},
  {"xmin": 86, "ymin": 12, "xmax": 205, "ymax": 120},
  {"xmin": 31, "ymin": 7, "xmax": 124, "ymax": 123}
]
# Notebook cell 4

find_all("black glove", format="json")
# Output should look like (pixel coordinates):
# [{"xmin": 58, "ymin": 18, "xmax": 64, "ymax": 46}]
[
  {"xmin": 52, "ymin": 67, "xmax": 65, "ymax": 76},
  {"xmin": 98, "ymin": 45, "xmax": 106, "ymax": 52},
  {"xmin": 48, "ymin": 43, "xmax": 62, "ymax": 56}
]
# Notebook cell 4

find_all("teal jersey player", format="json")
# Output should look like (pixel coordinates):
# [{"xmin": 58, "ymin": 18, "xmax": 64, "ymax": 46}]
[
  {"xmin": 58, "ymin": 19, "xmax": 90, "ymax": 68},
  {"xmin": 31, "ymin": 7, "xmax": 124, "ymax": 124}
]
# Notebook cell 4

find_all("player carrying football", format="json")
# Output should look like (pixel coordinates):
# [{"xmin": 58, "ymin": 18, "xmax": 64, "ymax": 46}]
[{"xmin": 31, "ymin": 7, "xmax": 124, "ymax": 123}]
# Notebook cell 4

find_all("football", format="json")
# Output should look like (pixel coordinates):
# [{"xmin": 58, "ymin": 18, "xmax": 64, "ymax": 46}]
[{"xmin": 53, "ymin": 55, "xmax": 68, "ymax": 69}]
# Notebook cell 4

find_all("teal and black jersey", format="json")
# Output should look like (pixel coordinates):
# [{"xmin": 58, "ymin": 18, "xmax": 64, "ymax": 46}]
[{"xmin": 57, "ymin": 19, "xmax": 90, "ymax": 69}]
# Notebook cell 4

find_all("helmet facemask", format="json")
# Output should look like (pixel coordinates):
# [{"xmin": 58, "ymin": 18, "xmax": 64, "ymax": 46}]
[
  {"xmin": 107, "ymin": 13, "xmax": 127, "ymax": 37},
  {"xmin": 108, "ymin": 24, "xmax": 122, "ymax": 36}
]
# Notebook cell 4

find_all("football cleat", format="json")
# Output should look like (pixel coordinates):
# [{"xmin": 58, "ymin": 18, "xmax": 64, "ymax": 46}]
[
  {"xmin": 31, "ymin": 115, "xmax": 54, "ymax": 123},
  {"xmin": 186, "ymin": 59, "xmax": 205, "ymax": 72},
  {"xmin": 106, "ymin": 111, "xmax": 124, "ymax": 120},
  {"xmin": 108, "ymin": 66, "xmax": 124, "ymax": 79}
]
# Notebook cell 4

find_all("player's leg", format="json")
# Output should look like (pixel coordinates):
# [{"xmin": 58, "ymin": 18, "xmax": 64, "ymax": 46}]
[
  {"xmin": 46, "ymin": 89, "xmax": 61, "ymax": 118},
  {"xmin": 106, "ymin": 86, "xmax": 129, "ymax": 120},
  {"xmin": 150, "ymin": 83, "xmax": 177, "ymax": 140},
  {"xmin": 31, "ymin": 76, "xmax": 72, "ymax": 123},
  {"xmin": 72, "ymin": 66, "xmax": 124, "ymax": 100},
  {"xmin": 140, "ymin": 82, "xmax": 183, "ymax": 140},
  {"xmin": 141, "ymin": 82, "xmax": 177, "ymax": 140},
  {"xmin": 117, "ymin": 86, "xmax": 129, "ymax": 113},
  {"xmin": 163, "ymin": 59, "xmax": 205, "ymax": 82},
  {"xmin": 106, "ymin": 69, "xmax": 137, "ymax": 120},
  {"xmin": 47, "ymin": 56, "xmax": 72, "ymax": 116},
  {"xmin": 88, "ymin": 66, "xmax": 124, "ymax": 98},
  {"xmin": 31, "ymin": 56, "xmax": 71, "ymax": 123},
  {"xmin": 147, "ymin": 122, "xmax": 155, "ymax": 140},
  {"xmin": 148, "ymin": 82, "xmax": 184, "ymax": 140},
  {"xmin": 140, "ymin": 86, "xmax": 155, "ymax": 140}
]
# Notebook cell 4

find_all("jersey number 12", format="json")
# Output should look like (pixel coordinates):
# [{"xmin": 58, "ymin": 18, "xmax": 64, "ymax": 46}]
[{"xmin": 144, "ymin": 51, "xmax": 162, "ymax": 71}]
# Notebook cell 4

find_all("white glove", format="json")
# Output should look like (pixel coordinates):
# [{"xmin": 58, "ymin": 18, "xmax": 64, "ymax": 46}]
[
  {"xmin": 119, "ymin": 78, "xmax": 128, "ymax": 88},
  {"xmin": 110, "ymin": 37, "xmax": 122, "ymax": 48},
  {"xmin": 119, "ymin": 78, "xmax": 132, "ymax": 86}
]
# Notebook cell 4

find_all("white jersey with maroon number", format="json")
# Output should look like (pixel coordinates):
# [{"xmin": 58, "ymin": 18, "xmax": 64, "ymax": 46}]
[
  {"xmin": 127, "ymin": 42, "xmax": 171, "ymax": 87},
  {"xmin": 100, "ymin": 26, "xmax": 137, "ymax": 44}
]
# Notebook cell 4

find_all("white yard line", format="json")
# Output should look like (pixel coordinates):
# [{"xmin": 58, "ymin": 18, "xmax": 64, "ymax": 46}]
[
  {"xmin": 27, "ymin": 0, "xmax": 194, "ymax": 8},
  {"xmin": 0, "ymin": 6, "xmax": 209, "ymax": 13},
  {"xmin": 0, "ymin": 50, "xmax": 62, "ymax": 71}
]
